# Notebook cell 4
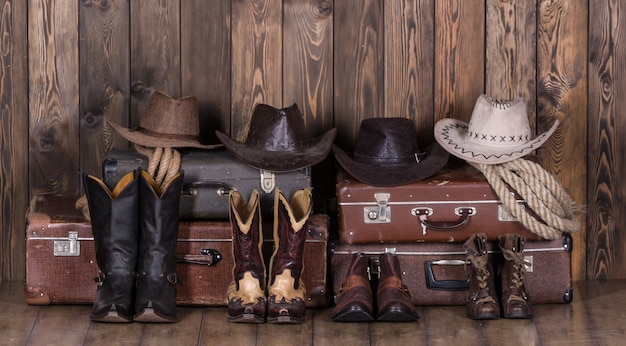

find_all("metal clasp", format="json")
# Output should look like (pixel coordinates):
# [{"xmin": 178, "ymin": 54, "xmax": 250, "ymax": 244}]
[
  {"xmin": 363, "ymin": 193, "xmax": 391, "ymax": 224},
  {"xmin": 259, "ymin": 170, "xmax": 276, "ymax": 193},
  {"xmin": 54, "ymin": 231, "xmax": 80, "ymax": 256},
  {"xmin": 367, "ymin": 256, "xmax": 381, "ymax": 280}
]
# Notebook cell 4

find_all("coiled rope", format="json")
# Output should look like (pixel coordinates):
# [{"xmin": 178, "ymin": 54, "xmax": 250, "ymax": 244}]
[{"xmin": 469, "ymin": 158, "xmax": 581, "ymax": 240}]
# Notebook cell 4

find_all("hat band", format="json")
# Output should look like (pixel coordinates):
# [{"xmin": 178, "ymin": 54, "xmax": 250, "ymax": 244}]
[
  {"xmin": 136, "ymin": 126, "xmax": 199, "ymax": 142},
  {"xmin": 354, "ymin": 152, "xmax": 424, "ymax": 165}
]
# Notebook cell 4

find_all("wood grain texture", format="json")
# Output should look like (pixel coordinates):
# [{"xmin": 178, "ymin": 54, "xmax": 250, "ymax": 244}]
[
  {"xmin": 28, "ymin": 0, "xmax": 80, "ymax": 196},
  {"xmin": 129, "ymin": 0, "xmax": 180, "ymax": 130},
  {"xmin": 588, "ymin": 0, "xmax": 622, "ymax": 280},
  {"xmin": 79, "ymin": 0, "xmax": 130, "ymax": 179},
  {"xmin": 230, "ymin": 0, "xmax": 282, "ymax": 140},
  {"xmin": 283, "ymin": 0, "xmax": 334, "ymax": 136},
  {"xmin": 333, "ymin": 0, "xmax": 383, "ymax": 150},
  {"xmin": 537, "ymin": 0, "xmax": 588, "ymax": 281},
  {"xmin": 181, "ymin": 0, "xmax": 231, "ymax": 144},
  {"xmin": 434, "ymin": 0, "xmax": 485, "ymax": 122},
  {"xmin": 0, "ymin": 0, "xmax": 28, "ymax": 282},
  {"xmin": 485, "ymin": 0, "xmax": 536, "ymax": 120},
  {"xmin": 384, "ymin": 0, "xmax": 435, "ymax": 147}
]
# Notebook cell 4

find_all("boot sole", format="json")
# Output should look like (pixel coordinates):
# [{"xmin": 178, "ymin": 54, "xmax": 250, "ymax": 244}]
[
  {"xmin": 467, "ymin": 313, "xmax": 499, "ymax": 320},
  {"xmin": 377, "ymin": 311, "xmax": 418, "ymax": 322},
  {"xmin": 91, "ymin": 311, "xmax": 133, "ymax": 323},
  {"xmin": 266, "ymin": 316, "xmax": 306, "ymax": 324},
  {"xmin": 332, "ymin": 308, "xmax": 375, "ymax": 322},
  {"xmin": 134, "ymin": 308, "xmax": 178, "ymax": 323},
  {"xmin": 227, "ymin": 313, "xmax": 266, "ymax": 324}
]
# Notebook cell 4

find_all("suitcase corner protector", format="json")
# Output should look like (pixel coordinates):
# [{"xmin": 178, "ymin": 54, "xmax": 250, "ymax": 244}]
[{"xmin": 25, "ymin": 284, "xmax": 51, "ymax": 305}]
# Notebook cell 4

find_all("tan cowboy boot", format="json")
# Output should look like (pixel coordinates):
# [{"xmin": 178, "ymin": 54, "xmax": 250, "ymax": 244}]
[
  {"xmin": 331, "ymin": 253, "xmax": 374, "ymax": 322},
  {"xmin": 464, "ymin": 233, "xmax": 499, "ymax": 320},
  {"xmin": 498, "ymin": 233, "xmax": 533, "ymax": 319},
  {"xmin": 267, "ymin": 188, "xmax": 311, "ymax": 324},
  {"xmin": 227, "ymin": 190, "xmax": 267, "ymax": 323}
]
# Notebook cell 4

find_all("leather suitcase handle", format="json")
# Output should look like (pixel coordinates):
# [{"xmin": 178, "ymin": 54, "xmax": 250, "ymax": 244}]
[
  {"xmin": 176, "ymin": 249, "xmax": 222, "ymax": 266},
  {"xmin": 424, "ymin": 260, "xmax": 470, "ymax": 291},
  {"xmin": 182, "ymin": 182, "xmax": 232, "ymax": 197},
  {"xmin": 413, "ymin": 207, "xmax": 475, "ymax": 231}
]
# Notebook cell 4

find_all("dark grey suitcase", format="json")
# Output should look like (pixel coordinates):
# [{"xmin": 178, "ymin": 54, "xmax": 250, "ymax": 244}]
[{"xmin": 102, "ymin": 148, "xmax": 311, "ymax": 220}]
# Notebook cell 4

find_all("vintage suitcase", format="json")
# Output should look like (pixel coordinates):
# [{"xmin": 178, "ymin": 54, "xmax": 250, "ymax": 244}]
[
  {"xmin": 25, "ymin": 194, "xmax": 330, "ymax": 308},
  {"xmin": 331, "ymin": 234, "xmax": 573, "ymax": 306},
  {"xmin": 102, "ymin": 147, "xmax": 311, "ymax": 220},
  {"xmin": 336, "ymin": 163, "xmax": 540, "ymax": 244}
]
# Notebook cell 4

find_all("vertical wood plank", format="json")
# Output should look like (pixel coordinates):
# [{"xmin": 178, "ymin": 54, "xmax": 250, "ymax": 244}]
[
  {"xmin": 333, "ymin": 0, "xmax": 383, "ymax": 150},
  {"xmin": 28, "ymin": 0, "xmax": 80, "ymax": 196},
  {"xmin": 79, "ymin": 0, "xmax": 130, "ymax": 178},
  {"xmin": 588, "ymin": 0, "xmax": 622, "ymax": 280},
  {"xmin": 485, "ymin": 0, "xmax": 536, "ymax": 122},
  {"xmin": 181, "ymin": 0, "xmax": 231, "ymax": 144},
  {"xmin": 434, "ymin": 0, "xmax": 485, "ymax": 122},
  {"xmin": 283, "ymin": 0, "xmax": 334, "ymax": 135},
  {"xmin": 129, "ymin": 0, "xmax": 180, "ymax": 130},
  {"xmin": 230, "ymin": 0, "xmax": 282, "ymax": 140},
  {"xmin": 537, "ymin": 0, "xmax": 587, "ymax": 281},
  {"xmin": 0, "ymin": 0, "xmax": 28, "ymax": 282},
  {"xmin": 384, "ymin": 0, "xmax": 435, "ymax": 147}
]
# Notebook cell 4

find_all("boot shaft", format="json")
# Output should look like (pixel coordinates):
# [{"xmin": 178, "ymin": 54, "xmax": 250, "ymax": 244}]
[{"xmin": 229, "ymin": 189, "xmax": 265, "ymax": 289}]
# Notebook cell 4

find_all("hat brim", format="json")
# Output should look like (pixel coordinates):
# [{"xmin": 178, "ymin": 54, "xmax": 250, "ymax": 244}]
[
  {"xmin": 215, "ymin": 128, "xmax": 337, "ymax": 172},
  {"xmin": 108, "ymin": 120, "xmax": 223, "ymax": 149},
  {"xmin": 434, "ymin": 118, "xmax": 559, "ymax": 164},
  {"xmin": 333, "ymin": 142, "xmax": 450, "ymax": 187}
]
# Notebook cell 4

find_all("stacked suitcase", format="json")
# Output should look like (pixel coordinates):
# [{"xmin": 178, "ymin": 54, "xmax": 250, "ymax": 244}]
[
  {"xmin": 25, "ymin": 147, "xmax": 331, "ymax": 308},
  {"xmin": 331, "ymin": 164, "xmax": 573, "ymax": 306}
]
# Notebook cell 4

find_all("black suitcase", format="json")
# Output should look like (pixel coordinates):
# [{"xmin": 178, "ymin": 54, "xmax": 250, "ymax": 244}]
[
  {"xmin": 331, "ymin": 235, "xmax": 573, "ymax": 306},
  {"xmin": 102, "ymin": 148, "xmax": 311, "ymax": 220}
]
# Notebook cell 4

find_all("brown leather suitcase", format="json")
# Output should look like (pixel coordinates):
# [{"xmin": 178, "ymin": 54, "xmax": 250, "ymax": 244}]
[
  {"xmin": 336, "ymin": 164, "xmax": 541, "ymax": 244},
  {"xmin": 331, "ymin": 234, "xmax": 573, "ymax": 306},
  {"xmin": 25, "ymin": 194, "xmax": 330, "ymax": 308}
]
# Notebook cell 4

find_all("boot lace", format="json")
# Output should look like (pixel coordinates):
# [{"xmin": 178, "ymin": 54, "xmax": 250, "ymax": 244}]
[
  {"xmin": 502, "ymin": 247, "xmax": 530, "ymax": 302},
  {"xmin": 466, "ymin": 253, "xmax": 495, "ymax": 304}
]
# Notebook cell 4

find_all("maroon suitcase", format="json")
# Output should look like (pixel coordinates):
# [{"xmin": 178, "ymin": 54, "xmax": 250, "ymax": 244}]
[
  {"xmin": 336, "ymin": 164, "xmax": 541, "ymax": 244},
  {"xmin": 25, "ymin": 194, "xmax": 330, "ymax": 308},
  {"xmin": 331, "ymin": 234, "xmax": 573, "ymax": 306}
]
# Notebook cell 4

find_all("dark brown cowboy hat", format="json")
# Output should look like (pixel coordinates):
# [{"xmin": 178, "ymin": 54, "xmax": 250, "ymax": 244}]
[
  {"xmin": 215, "ymin": 103, "xmax": 336, "ymax": 172},
  {"xmin": 333, "ymin": 117, "xmax": 449, "ymax": 187},
  {"xmin": 108, "ymin": 90, "xmax": 222, "ymax": 149}
]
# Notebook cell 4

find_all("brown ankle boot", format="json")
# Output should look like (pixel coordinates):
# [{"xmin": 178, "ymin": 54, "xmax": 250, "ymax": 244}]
[
  {"xmin": 376, "ymin": 252, "xmax": 419, "ymax": 322},
  {"xmin": 498, "ymin": 233, "xmax": 533, "ymax": 319},
  {"xmin": 227, "ymin": 190, "xmax": 267, "ymax": 323},
  {"xmin": 267, "ymin": 188, "xmax": 311, "ymax": 324},
  {"xmin": 464, "ymin": 233, "xmax": 499, "ymax": 320},
  {"xmin": 331, "ymin": 253, "xmax": 374, "ymax": 322}
]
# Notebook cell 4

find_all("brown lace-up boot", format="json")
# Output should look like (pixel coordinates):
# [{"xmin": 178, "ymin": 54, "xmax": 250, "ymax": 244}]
[
  {"xmin": 376, "ymin": 252, "xmax": 419, "ymax": 322},
  {"xmin": 331, "ymin": 253, "xmax": 374, "ymax": 322},
  {"xmin": 227, "ymin": 190, "xmax": 267, "ymax": 323},
  {"xmin": 267, "ymin": 188, "xmax": 311, "ymax": 324},
  {"xmin": 498, "ymin": 233, "xmax": 533, "ymax": 319},
  {"xmin": 464, "ymin": 233, "xmax": 499, "ymax": 320}
]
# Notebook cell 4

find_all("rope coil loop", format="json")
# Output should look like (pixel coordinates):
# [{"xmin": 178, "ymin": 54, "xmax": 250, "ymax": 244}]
[{"xmin": 469, "ymin": 158, "xmax": 581, "ymax": 240}]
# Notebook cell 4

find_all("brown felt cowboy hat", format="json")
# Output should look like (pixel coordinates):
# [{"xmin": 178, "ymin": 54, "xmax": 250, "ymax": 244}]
[
  {"xmin": 108, "ymin": 91, "xmax": 222, "ymax": 149},
  {"xmin": 332, "ymin": 117, "xmax": 449, "ymax": 187},
  {"xmin": 434, "ymin": 94, "xmax": 559, "ymax": 164},
  {"xmin": 215, "ymin": 103, "xmax": 336, "ymax": 172}
]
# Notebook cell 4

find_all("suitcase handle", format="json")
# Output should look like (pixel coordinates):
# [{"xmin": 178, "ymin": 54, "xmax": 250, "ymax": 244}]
[
  {"xmin": 182, "ymin": 182, "xmax": 232, "ymax": 197},
  {"xmin": 413, "ymin": 207, "xmax": 475, "ymax": 231},
  {"xmin": 424, "ymin": 260, "xmax": 470, "ymax": 291},
  {"xmin": 176, "ymin": 249, "xmax": 223, "ymax": 266}
]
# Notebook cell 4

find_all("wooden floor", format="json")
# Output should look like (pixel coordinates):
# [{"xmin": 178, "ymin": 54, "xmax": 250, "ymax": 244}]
[{"xmin": 2, "ymin": 280, "xmax": 626, "ymax": 346}]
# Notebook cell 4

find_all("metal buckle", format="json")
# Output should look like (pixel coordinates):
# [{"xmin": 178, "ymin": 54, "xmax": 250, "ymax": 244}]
[
  {"xmin": 363, "ymin": 193, "xmax": 391, "ymax": 224},
  {"xmin": 259, "ymin": 170, "xmax": 276, "ymax": 193}
]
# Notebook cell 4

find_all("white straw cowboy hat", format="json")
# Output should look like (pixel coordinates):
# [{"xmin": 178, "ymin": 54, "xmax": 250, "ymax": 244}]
[
  {"xmin": 434, "ymin": 94, "xmax": 559, "ymax": 164},
  {"xmin": 108, "ymin": 90, "xmax": 223, "ymax": 149},
  {"xmin": 215, "ymin": 103, "xmax": 336, "ymax": 172}
]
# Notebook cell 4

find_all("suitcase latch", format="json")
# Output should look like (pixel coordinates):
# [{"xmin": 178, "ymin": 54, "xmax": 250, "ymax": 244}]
[
  {"xmin": 259, "ymin": 170, "xmax": 276, "ymax": 193},
  {"xmin": 364, "ymin": 193, "xmax": 391, "ymax": 224},
  {"xmin": 54, "ymin": 231, "xmax": 80, "ymax": 257}
]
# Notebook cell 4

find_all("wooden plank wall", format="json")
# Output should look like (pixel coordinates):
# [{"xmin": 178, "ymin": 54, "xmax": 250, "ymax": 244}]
[{"xmin": 0, "ymin": 0, "xmax": 612, "ymax": 283}]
